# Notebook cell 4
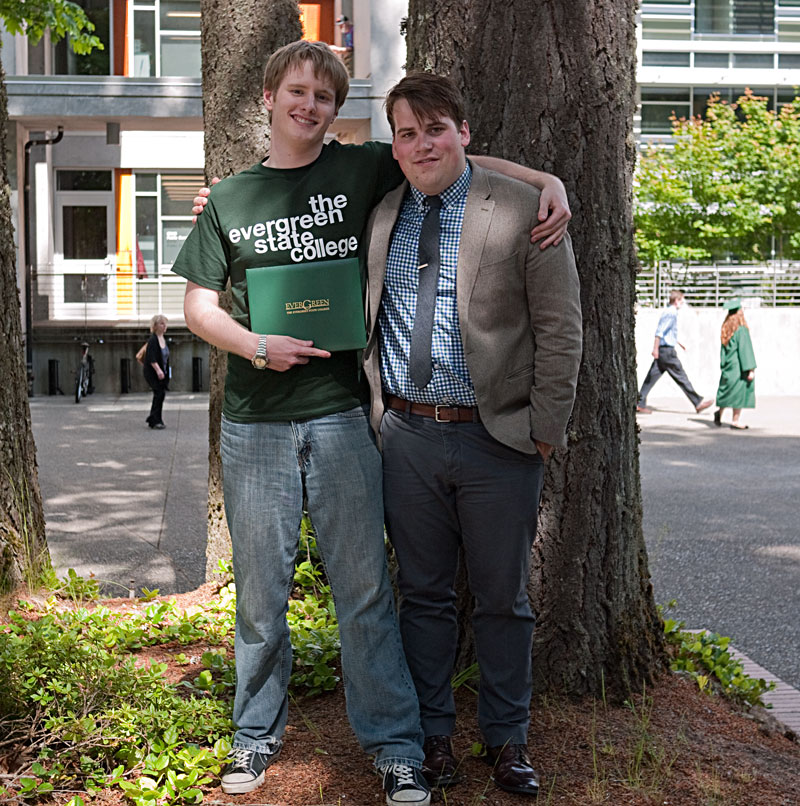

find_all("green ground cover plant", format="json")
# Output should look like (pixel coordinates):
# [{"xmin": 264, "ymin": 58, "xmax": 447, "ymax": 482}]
[
  {"xmin": 0, "ymin": 519, "xmax": 340, "ymax": 805},
  {"xmin": 0, "ymin": 556, "xmax": 777, "ymax": 806},
  {"xmin": 660, "ymin": 602, "xmax": 775, "ymax": 708}
]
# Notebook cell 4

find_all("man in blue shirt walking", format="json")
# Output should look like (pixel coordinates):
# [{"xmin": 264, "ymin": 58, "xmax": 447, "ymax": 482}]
[{"xmin": 637, "ymin": 289, "xmax": 712, "ymax": 414}]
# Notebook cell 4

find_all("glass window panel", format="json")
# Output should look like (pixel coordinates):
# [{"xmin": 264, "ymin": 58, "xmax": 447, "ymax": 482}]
[
  {"xmin": 136, "ymin": 196, "xmax": 158, "ymax": 277},
  {"xmin": 54, "ymin": 0, "xmax": 110, "ymax": 75},
  {"xmin": 696, "ymin": 0, "xmax": 775, "ymax": 35},
  {"xmin": 641, "ymin": 88, "xmax": 691, "ymax": 103},
  {"xmin": 733, "ymin": 52, "xmax": 774, "ymax": 66},
  {"xmin": 696, "ymin": 0, "xmax": 732, "ymax": 34},
  {"xmin": 64, "ymin": 274, "xmax": 108, "ymax": 303},
  {"xmin": 161, "ymin": 221, "xmax": 193, "ymax": 266},
  {"xmin": 160, "ymin": 0, "xmax": 201, "ymax": 32},
  {"xmin": 57, "ymin": 170, "xmax": 112, "ymax": 191},
  {"xmin": 160, "ymin": 174, "xmax": 203, "ymax": 216},
  {"xmin": 62, "ymin": 206, "xmax": 107, "ymax": 260},
  {"xmin": 641, "ymin": 104, "xmax": 691, "ymax": 133},
  {"xmin": 133, "ymin": 9, "xmax": 156, "ymax": 77},
  {"xmin": 778, "ymin": 21, "xmax": 800, "ymax": 40},
  {"xmin": 642, "ymin": 19, "xmax": 692, "ymax": 39},
  {"xmin": 733, "ymin": 0, "xmax": 774, "ymax": 34},
  {"xmin": 693, "ymin": 87, "xmax": 774, "ymax": 116},
  {"xmin": 160, "ymin": 34, "xmax": 201, "ymax": 76},
  {"xmin": 136, "ymin": 173, "xmax": 158, "ymax": 193},
  {"xmin": 695, "ymin": 52, "xmax": 730, "ymax": 66},
  {"xmin": 642, "ymin": 52, "xmax": 691, "ymax": 66},
  {"xmin": 778, "ymin": 53, "xmax": 800, "ymax": 67}
]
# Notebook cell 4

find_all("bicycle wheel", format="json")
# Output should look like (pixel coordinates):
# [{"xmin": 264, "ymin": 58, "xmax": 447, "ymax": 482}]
[{"xmin": 75, "ymin": 365, "xmax": 85, "ymax": 403}]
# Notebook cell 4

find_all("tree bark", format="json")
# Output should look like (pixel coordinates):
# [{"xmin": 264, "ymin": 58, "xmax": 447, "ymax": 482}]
[
  {"xmin": 0, "ymin": 51, "xmax": 48, "ymax": 591},
  {"xmin": 199, "ymin": 0, "xmax": 302, "ymax": 580},
  {"xmin": 406, "ymin": 0, "xmax": 666, "ymax": 698}
]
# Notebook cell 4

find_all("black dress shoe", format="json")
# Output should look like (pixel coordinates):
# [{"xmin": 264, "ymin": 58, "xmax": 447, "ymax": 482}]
[
  {"xmin": 422, "ymin": 735, "xmax": 462, "ymax": 787},
  {"xmin": 486, "ymin": 743, "xmax": 539, "ymax": 795}
]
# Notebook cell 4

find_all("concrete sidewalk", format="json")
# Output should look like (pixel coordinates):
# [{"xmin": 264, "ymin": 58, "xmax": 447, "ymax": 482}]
[
  {"xmin": 638, "ymin": 395, "xmax": 800, "ymax": 693},
  {"xmin": 29, "ymin": 390, "xmax": 800, "ymax": 729},
  {"xmin": 30, "ymin": 392, "xmax": 210, "ymax": 597}
]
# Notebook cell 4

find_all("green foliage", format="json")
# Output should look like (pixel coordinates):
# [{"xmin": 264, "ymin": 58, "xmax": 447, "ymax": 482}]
[
  {"xmin": 661, "ymin": 605, "xmax": 775, "ymax": 707},
  {"xmin": 635, "ymin": 91, "xmax": 800, "ymax": 265},
  {"xmin": 0, "ymin": 0, "xmax": 102, "ymax": 53},
  {"xmin": 0, "ymin": 524, "xmax": 340, "ymax": 804}
]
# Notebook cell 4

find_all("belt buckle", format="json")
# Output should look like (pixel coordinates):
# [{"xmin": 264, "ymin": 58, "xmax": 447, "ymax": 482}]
[{"xmin": 434, "ymin": 404, "xmax": 449, "ymax": 423}]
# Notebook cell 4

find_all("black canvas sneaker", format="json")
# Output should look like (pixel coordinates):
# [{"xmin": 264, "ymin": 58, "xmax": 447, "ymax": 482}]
[
  {"xmin": 381, "ymin": 763, "xmax": 431, "ymax": 805},
  {"xmin": 220, "ymin": 746, "xmax": 281, "ymax": 794}
]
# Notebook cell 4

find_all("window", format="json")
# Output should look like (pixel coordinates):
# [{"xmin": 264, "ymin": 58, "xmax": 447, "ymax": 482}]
[
  {"xmin": 54, "ymin": 0, "xmax": 111, "ymax": 75},
  {"xmin": 695, "ymin": 1, "xmax": 775, "ymax": 36},
  {"xmin": 642, "ymin": 52, "xmax": 691, "ymax": 66},
  {"xmin": 131, "ymin": 0, "xmax": 200, "ymax": 77},
  {"xmin": 779, "ymin": 53, "xmax": 800, "ymax": 67},
  {"xmin": 57, "ymin": 170, "xmax": 113, "ymax": 191},
  {"xmin": 732, "ymin": 52, "xmax": 775, "ymax": 66},
  {"xmin": 640, "ymin": 88, "xmax": 691, "ymax": 134},
  {"xmin": 54, "ymin": 169, "xmax": 114, "ymax": 306},
  {"xmin": 134, "ymin": 172, "xmax": 201, "ymax": 277},
  {"xmin": 692, "ymin": 86, "xmax": 775, "ymax": 117},
  {"xmin": 695, "ymin": 52, "xmax": 730, "ymax": 66}
]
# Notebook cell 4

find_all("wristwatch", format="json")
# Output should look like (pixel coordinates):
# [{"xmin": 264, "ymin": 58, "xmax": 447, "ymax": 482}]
[{"xmin": 251, "ymin": 334, "xmax": 269, "ymax": 369}]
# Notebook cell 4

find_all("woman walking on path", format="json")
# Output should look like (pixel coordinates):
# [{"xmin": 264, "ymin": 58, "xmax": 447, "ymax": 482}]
[
  {"xmin": 144, "ymin": 314, "xmax": 170, "ymax": 429},
  {"xmin": 714, "ymin": 299, "xmax": 756, "ymax": 430}
]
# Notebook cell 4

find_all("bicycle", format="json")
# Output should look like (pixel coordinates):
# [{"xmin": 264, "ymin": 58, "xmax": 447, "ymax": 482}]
[{"xmin": 74, "ymin": 342, "xmax": 96, "ymax": 403}]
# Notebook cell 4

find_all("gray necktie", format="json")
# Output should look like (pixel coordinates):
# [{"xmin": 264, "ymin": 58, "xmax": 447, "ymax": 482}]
[{"xmin": 409, "ymin": 195, "xmax": 442, "ymax": 388}]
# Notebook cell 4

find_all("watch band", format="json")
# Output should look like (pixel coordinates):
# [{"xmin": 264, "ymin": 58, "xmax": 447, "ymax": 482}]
[{"xmin": 251, "ymin": 334, "xmax": 269, "ymax": 369}]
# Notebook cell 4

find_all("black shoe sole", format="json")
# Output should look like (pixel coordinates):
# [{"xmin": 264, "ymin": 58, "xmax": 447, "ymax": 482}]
[
  {"xmin": 220, "ymin": 748, "xmax": 281, "ymax": 795},
  {"xmin": 492, "ymin": 777, "xmax": 539, "ymax": 796},
  {"xmin": 422, "ymin": 768, "xmax": 464, "ymax": 788}
]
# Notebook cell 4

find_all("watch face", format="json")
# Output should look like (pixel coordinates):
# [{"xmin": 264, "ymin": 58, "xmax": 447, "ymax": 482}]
[{"xmin": 252, "ymin": 356, "xmax": 269, "ymax": 369}]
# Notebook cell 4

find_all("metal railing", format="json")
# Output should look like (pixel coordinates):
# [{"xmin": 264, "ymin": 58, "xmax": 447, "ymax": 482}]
[
  {"xmin": 636, "ymin": 262, "xmax": 800, "ymax": 308},
  {"xmin": 31, "ymin": 265, "xmax": 187, "ymax": 324}
]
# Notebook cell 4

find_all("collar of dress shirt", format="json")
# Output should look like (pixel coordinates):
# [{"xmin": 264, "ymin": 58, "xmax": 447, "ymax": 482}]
[{"xmin": 407, "ymin": 162, "xmax": 472, "ymax": 213}]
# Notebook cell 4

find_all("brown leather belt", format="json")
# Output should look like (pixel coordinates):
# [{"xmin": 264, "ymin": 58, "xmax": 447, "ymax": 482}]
[{"xmin": 386, "ymin": 395, "xmax": 480, "ymax": 423}]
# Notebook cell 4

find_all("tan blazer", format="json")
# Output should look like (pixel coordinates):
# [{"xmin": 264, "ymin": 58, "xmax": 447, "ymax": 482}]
[{"xmin": 363, "ymin": 162, "xmax": 582, "ymax": 453}]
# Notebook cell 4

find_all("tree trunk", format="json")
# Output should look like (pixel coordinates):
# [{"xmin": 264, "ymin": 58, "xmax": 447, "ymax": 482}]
[
  {"xmin": 0, "ymin": 51, "xmax": 49, "ymax": 592},
  {"xmin": 199, "ymin": 0, "xmax": 302, "ymax": 580},
  {"xmin": 406, "ymin": 0, "xmax": 666, "ymax": 698}
]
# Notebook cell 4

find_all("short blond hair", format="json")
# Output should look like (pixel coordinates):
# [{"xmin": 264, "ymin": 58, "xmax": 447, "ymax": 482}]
[
  {"xmin": 669, "ymin": 289, "xmax": 684, "ymax": 305},
  {"xmin": 263, "ymin": 40, "xmax": 349, "ymax": 112},
  {"xmin": 150, "ymin": 314, "xmax": 168, "ymax": 332}
]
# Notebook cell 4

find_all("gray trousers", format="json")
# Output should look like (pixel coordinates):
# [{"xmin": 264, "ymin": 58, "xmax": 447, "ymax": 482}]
[
  {"xmin": 638, "ymin": 345, "xmax": 702, "ymax": 408},
  {"xmin": 381, "ymin": 409, "xmax": 544, "ymax": 747}
]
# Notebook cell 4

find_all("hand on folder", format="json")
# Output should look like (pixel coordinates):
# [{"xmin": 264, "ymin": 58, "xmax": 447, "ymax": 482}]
[{"xmin": 266, "ymin": 335, "xmax": 331, "ymax": 371}]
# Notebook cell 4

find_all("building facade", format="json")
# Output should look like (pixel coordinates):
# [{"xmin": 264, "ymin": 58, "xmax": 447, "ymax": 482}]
[
  {"xmin": 6, "ymin": 1, "xmax": 799, "ymax": 395},
  {"xmin": 638, "ymin": 1, "xmax": 800, "ymax": 138},
  {"xmin": 3, "ymin": 0, "xmax": 406, "ymax": 395}
]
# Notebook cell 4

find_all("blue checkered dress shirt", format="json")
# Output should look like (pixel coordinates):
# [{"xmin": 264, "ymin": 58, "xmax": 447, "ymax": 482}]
[{"xmin": 379, "ymin": 164, "xmax": 477, "ymax": 405}]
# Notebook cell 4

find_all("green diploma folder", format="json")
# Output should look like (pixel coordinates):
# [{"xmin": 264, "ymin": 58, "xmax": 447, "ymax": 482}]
[{"xmin": 246, "ymin": 258, "xmax": 366, "ymax": 351}]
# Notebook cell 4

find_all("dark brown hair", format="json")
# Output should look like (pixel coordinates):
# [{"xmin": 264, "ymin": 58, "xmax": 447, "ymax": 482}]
[
  {"xmin": 385, "ymin": 72, "xmax": 466, "ymax": 133},
  {"xmin": 262, "ymin": 40, "xmax": 349, "ymax": 112}
]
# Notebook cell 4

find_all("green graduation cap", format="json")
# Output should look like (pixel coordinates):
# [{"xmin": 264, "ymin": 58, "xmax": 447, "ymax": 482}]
[{"xmin": 723, "ymin": 297, "xmax": 742, "ymax": 310}]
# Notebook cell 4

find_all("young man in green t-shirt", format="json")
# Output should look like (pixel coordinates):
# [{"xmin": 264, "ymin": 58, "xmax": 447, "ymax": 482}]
[{"xmin": 176, "ymin": 40, "xmax": 570, "ymax": 806}]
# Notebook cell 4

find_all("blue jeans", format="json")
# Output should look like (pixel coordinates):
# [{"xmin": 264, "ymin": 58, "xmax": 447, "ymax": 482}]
[{"xmin": 220, "ymin": 406, "xmax": 423, "ymax": 768}]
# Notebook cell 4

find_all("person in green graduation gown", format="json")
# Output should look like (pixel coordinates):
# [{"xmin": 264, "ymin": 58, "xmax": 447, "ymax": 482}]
[{"xmin": 713, "ymin": 298, "xmax": 756, "ymax": 430}]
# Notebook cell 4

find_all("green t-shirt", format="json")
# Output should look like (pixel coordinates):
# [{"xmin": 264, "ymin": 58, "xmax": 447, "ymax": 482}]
[{"xmin": 171, "ymin": 140, "xmax": 404, "ymax": 422}]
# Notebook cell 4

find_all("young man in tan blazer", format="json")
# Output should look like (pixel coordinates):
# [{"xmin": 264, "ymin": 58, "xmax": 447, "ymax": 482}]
[{"xmin": 363, "ymin": 73, "xmax": 583, "ymax": 797}]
